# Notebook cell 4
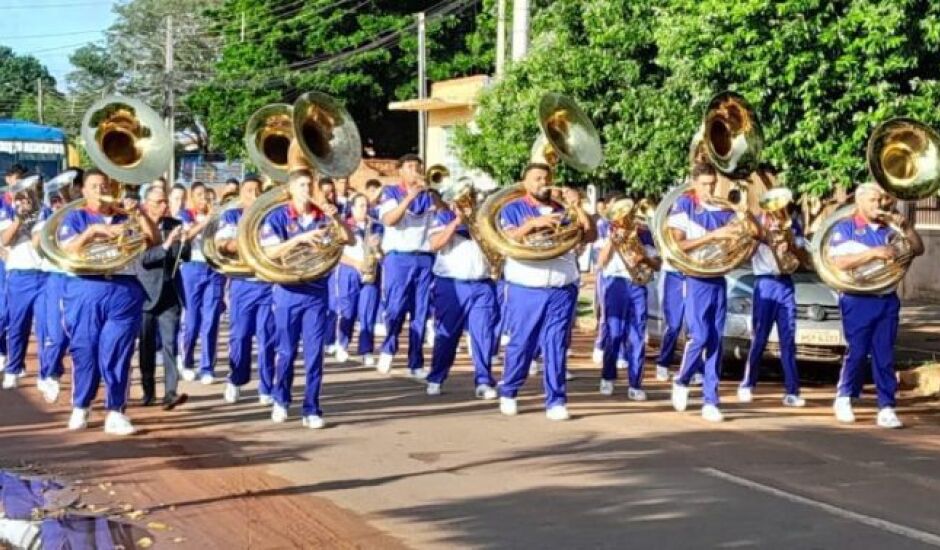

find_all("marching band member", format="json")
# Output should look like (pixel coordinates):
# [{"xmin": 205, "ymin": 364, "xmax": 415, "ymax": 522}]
[
  {"xmin": 216, "ymin": 176, "xmax": 275, "ymax": 404},
  {"xmin": 827, "ymin": 182, "xmax": 923, "ymax": 428},
  {"xmin": 137, "ymin": 186, "xmax": 189, "ymax": 409},
  {"xmin": 32, "ymin": 171, "xmax": 78, "ymax": 403},
  {"xmin": 59, "ymin": 169, "xmax": 148, "ymax": 435},
  {"xmin": 591, "ymin": 196, "xmax": 610, "ymax": 364},
  {"xmin": 178, "ymin": 182, "xmax": 225, "ymax": 384},
  {"xmin": 0, "ymin": 165, "xmax": 27, "ymax": 374},
  {"xmin": 0, "ymin": 176, "xmax": 46, "ymax": 390},
  {"xmin": 376, "ymin": 154, "xmax": 440, "ymax": 377},
  {"xmin": 669, "ymin": 163, "xmax": 747, "ymax": 422},
  {"xmin": 498, "ymin": 163, "xmax": 596, "ymax": 420},
  {"xmin": 424, "ymin": 178, "xmax": 498, "ymax": 399},
  {"xmin": 737, "ymin": 200, "xmax": 808, "ymax": 407},
  {"xmin": 168, "ymin": 184, "xmax": 187, "ymax": 220},
  {"xmin": 332, "ymin": 193, "xmax": 383, "ymax": 365},
  {"xmin": 260, "ymin": 167, "xmax": 352, "ymax": 428},
  {"xmin": 596, "ymin": 206, "xmax": 661, "ymax": 399}
]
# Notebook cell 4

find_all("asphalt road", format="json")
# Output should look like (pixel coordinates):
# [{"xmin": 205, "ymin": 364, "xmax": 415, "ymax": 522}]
[{"xmin": 1, "ymin": 324, "xmax": 938, "ymax": 549}]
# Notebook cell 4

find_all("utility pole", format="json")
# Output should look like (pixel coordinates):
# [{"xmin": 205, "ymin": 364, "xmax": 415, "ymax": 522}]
[
  {"xmin": 240, "ymin": 12, "xmax": 246, "ymax": 42},
  {"xmin": 165, "ymin": 15, "xmax": 175, "ymax": 184},
  {"xmin": 36, "ymin": 78, "xmax": 43, "ymax": 124},
  {"xmin": 495, "ymin": 0, "xmax": 507, "ymax": 78},
  {"xmin": 511, "ymin": 0, "xmax": 529, "ymax": 61},
  {"xmin": 417, "ymin": 12, "xmax": 427, "ymax": 161}
]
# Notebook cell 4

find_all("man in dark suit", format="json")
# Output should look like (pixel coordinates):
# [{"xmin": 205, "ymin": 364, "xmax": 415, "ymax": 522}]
[{"xmin": 137, "ymin": 186, "xmax": 190, "ymax": 409}]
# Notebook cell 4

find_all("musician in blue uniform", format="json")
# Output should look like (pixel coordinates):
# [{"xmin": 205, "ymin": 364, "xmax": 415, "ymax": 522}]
[
  {"xmin": 215, "ymin": 176, "xmax": 275, "ymax": 405},
  {"xmin": 58, "ymin": 169, "xmax": 148, "ymax": 435},
  {"xmin": 0, "ymin": 165, "xmax": 27, "ymax": 375},
  {"xmin": 0, "ymin": 176, "xmax": 46, "ymax": 391},
  {"xmin": 260, "ymin": 168, "xmax": 352, "ymax": 429},
  {"xmin": 595, "ymin": 207, "xmax": 661, "ymax": 400},
  {"xmin": 738, "ymin": 200, "xmax": 808, "ymax": 407},
  {"xmin": 498, "ymin": 163, "xmax": 596, "ymax": 420},
  {"xmin": 332, "ymin": 193, "xmax": 383, "ymax": 365},
  {"xmin": 827, "ymin": 182, "xmax": 923, "ymax": 428},
  {"xmin": 655, "ymin": 261, "xmax": 687, "ymax": 382},
  {"xmin": 178, "ymin": 182, "xmax": 224, "ymax": 385},
  {"xmin": 669, "ymin": 163, "xmax": 748, "ymax": 422},
  {"xmin": 424, "ymin": 179, "xmax": 498, "ymax": 399},
  {"xmin": 376, "ymin": 155, "xmax": 440, "ymax": 377}
]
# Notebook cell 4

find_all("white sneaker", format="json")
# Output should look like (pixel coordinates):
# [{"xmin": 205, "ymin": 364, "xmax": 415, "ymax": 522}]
[
  {"xmin": 409, "ymin": 368, "xmax": 428, "ymax": 380},
  {"xmin": 426, "ymin": 382, "xmax": 442, "ymax": 396},
  {"xmin": 655, "ymin": 366, "xmax": 670, "ymax": 382},
  {"xmin": 41, "ymin": 378, "xmax": 60, "ymax": 404},
  {"xmin": 671, "ymin": 383, "xmax": 690, "ymax": 412},
  {"xmin": 181, "ymin": 368, "xmax": 196, "ymax": 382},
  {"xmin": 545, "ymin": 405, "xmax": 570, "ymax": 421},
  {"xmin": 499, "ymin": 397, "xmax": 518, "ymax": 416},
  {"xmin": 377, "ymin": 353, "xmax": 393, "ymax": 374},
  {"xmin": 104, "ymin": 411, "xmax": 136, "ymax": 436},
  {"xmin": 599, "ymin": 379, "xmax": 615, "ymax": 396},
  {"xmin": 737, "ymin": 387, "xmax": 753, "ymax": 403},
  {"xmin": 876, "ymin": 407, "xmax": 903, "ymax": 429},
  {"xmin": 475, "ymin": 384, "xmax": 497, "ymax": 400},
  {"xmin": 782, "ymin": 394, "xmax": 806, "ymax": 408},
  {"xmin": 334, "ymin": 347, "xmax": 349, "ymax": 363},
  {"xmin": 301, "ymin": 415, "xmax": 326, "ymax": 429},
  {"xmin": 16, "ymin": 370, "xmax": 25, "ymax": 379},
  {"xmin": 67, "ymin": 408, "xmax": 89, "ymax": 431},
  {"xmin": 465, "ymin": 335, "xmax": 473, "ymax": 359},
  {"xmin": 690, "ymin": 373, "xmax": 704, "ymax": 386},
  {"xmin": 701, "ymin": 404, "xmax": 724, "ymax": 422},
  {"xmin": 324, "ymin": 344, "xmax": 337, "ymax": 355},
  {"xmin": 500, "ymin": 334, "xmax": 510, "ymax": 346},
  {"xmin": 258, "ymin": 394, "xmax": 274, "ymax": 406},
  {"xmin": 375, "ymin": 322, "xmax": 387, "ymax": 337},
  {"xmin": 592, "ymin": 347, "xmax": 604, "ymax": 364},
  {"xmin": 627, "ymin": 387, "xmax": 648, "ymax": 401},
  {"xmin": 271, "ymin": 404, "xmax": 288, "ymax": 423},
  {"xmin": 565, "ymin": 370, "xmax": 575, "ymax": 381},
  {"xmin": 2, "ymin": 372, "xmax": 18, "ymax": 389},
  {"xmin": 362, "ymin": 354, "xmax": 376, "ymax": 367},
  {"xmin": 223, "ymin": 383, "xmax": 240, "ymax": 404},
  {"xmin": 616, "ymin": 359, "xmax": 628, "ymax": 370},
  {"xmin": 833, "ymin": 396, "xmax": 855, "ymax": 423},
  {"xmin": 0, "ymin": 355, "xmax": 6, "ymax": 371},
  {"xmin": 529, "ymin": 360, "xmax": 541, "ymax": 376},
  {"xmin": 200, "ymin": 373, "xmax": 214, "ymax": 385}
]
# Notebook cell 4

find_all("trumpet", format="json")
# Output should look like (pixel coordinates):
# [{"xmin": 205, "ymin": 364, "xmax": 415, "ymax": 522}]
[{"xmin": 758, "ymin": 188, "xmax": 801, "ymax": 274}]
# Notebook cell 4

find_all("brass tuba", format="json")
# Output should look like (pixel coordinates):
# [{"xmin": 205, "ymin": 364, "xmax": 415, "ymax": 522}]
[
  {"xmin": 202, "ymin": 198, "xmax": 254, "ymax": 277},
  {"xmin": 476, "ymin": 93, "xmax": 602, "ymax": 261},
  {"xmin": 441, "ymin": 176, "xmax": 504, "ymax": 279},
  {"xmin": 811, "ymin": 118, "xmax": 939, "ymax": 293},
  {"xmin": 758, "ymin": 187, "xmax": 802, "ymax": 274},
  {"xmin": 653, "ymin": 91, "xmax": 762, "ymax": 277},
  {"xmin": 237, "ymin": 92, "xmax": 360, "ymax": 283},
  {"xmin": 606, "ymin": 198, "xmax": 658, "ymax": 285},
  {"xmin": 39, "ymin": 96, "xmax": 171, "ymax": 274}
]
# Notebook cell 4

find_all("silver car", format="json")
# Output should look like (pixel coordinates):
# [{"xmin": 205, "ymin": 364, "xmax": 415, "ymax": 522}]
[{"xmin": 646, "ymin": 269, "xmax": 847, "ymax": 364}]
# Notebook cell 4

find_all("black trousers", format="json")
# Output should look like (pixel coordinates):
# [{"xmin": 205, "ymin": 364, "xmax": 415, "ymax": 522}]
[{"xmin": 139, "ymin": 295, "xmax": 181, "ymax": 399}]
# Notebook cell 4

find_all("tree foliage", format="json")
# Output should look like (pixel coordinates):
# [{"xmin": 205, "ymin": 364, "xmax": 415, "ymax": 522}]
[
  {"xmin": 0, "ymin": 47, "xmax": 56, "ymax": 119},
  {"xmin": 458, "ymin": 0, "xmax": 940, "ymax": 196},
  {"xmin": 187, "ymin": 0, "xmax": 491, "ymax": 161}
]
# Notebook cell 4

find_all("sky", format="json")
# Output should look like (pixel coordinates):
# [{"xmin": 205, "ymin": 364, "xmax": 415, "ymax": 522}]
[{"xmin": 1, "ymin": 0, "xmax": 117, "ymax": 92}]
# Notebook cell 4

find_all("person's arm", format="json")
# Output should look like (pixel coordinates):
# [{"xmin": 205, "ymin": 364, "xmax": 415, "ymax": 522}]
[
  {"xmin": 429, "ymin": 215, "xmax": 461, "ymax": 252},
  {"xmin": 61, "ymin": 224, "xmax": 120, "ymax": 255},
  {"xmin": 829, "ymin": 247, "xmax": 894, "ymax": 271},
  {"xmin": 597, "ymin": 237, "xmax": 616, "ymax": 268},
  {"xmin": 0, "ymin": 218, "xmax": 20, "ymax": 246},
  {"xmin": 503, "ymin": 213, "xmax": 563, "ymax": 242},
  {"xmin": 575, "ymin": 205, "xmax": 598, "ymax": 244},
  {"xmin": 669, "ymin": 225, "xmax": 734, "ymax": 253},
  {"xmin": 902, "ymin": 225, "xmax": 925, "ymax": 257},
  {"xmin": 380, "ymin": 188, "xmax": 420, "ymax": 226}
]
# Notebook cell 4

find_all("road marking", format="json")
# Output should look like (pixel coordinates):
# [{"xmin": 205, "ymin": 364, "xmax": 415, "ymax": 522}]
[{"xmin": 700, "ymin": 467, "xmax": 940, "ymax": 547}]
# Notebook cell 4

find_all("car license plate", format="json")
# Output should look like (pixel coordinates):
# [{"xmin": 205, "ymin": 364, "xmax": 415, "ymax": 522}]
[{"xmin": 796, "ymin": 328, "xmax": 842, "ymax": 346}]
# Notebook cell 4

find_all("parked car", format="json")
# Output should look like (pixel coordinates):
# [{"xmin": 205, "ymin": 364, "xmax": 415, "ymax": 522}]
[{"xmin": 646, "ymin": 268, "xmax": 847, "ymax": 364}]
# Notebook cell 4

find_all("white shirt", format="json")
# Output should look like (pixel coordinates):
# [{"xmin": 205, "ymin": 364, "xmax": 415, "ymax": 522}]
[
  {"xmin": 0, "ymin": 219, "xmax": 43, "ymax": 270},
  {"xmin": 180, "ymin": 208, "xmax": 211, "ymax": 262},
  {"xmin": 377, "ymin": 185, "xmax": 436, "ymax": 253},
  {"xmin": 600, "ymin": 232, "xmax": 659, "ymax": 280},
  {"xmin": 499, "ymin": 198, "xmax": 579, "ymax": 288},
  {"xmin": 430, "ymin": 211, "xmax": 490, "ymax": 280}
]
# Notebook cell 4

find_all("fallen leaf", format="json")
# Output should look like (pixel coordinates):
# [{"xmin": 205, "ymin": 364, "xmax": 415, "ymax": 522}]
[
  {"xmin": 137, "ymin": 536, "xmax": 153, "ymax": 548},
  {"xmin": 147, "ymin": 521, "xmax": 168, "ymax": 531},
  {"xmin": 122, "ymin": 504, "xmax": 133, "ymax": 512},
  {"xmin": 172, "ymin": 537, "xmax": 186, "ymax": 544}
]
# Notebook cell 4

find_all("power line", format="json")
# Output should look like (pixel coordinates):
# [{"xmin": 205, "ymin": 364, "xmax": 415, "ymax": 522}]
[{"xmin": 0, "ymin": 0, "xmax": 111, "ymax": 9}]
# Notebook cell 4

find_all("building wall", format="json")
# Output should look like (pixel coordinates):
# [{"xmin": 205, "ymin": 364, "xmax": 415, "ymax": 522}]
[{"xmin": 900, "ymin": 227, "xmax": 940, "ymax": 301}]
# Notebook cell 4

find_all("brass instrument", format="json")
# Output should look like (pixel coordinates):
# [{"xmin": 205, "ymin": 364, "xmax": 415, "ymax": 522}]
[
  {"xmin": 237, "ymin": 92, "xmax": 360, "ymax": 283},
  {"xmin": 441, "ymin": 177, "xmax": 504, "ymax": 279},
  {"xmin": 10, "ymin": 175, "xmax": 42, "ymax": 231},
  {"xmin": 758, "ymin": 187, "xmax": 801, "ymax": 274},
  {"xmin": 39, "ymin": 96, "xmax": 170, "ymax": 274},
  {"xmin": 476, "ymin": 93, "xmax": 602, "ymax": 261},
  {"xmin": 203, "ymin": 199, "xmax": 253, "ymax": 277},
  {"xmin": 359, "ymin": 220, "xmax": 379, "ymax": 284},
  {"xmin": 426, "ymin": 164, "xmax": 450, "ymax": 186},
  {"xmin": 811, "ymin": 118, "xmax": 939, "ymax": 293},
  {"xmin": 653, "ymin": 91, "xmax": 762, "ymax": 277},
  {"xmin": 606, "ymin": 198, "xmax": 657, "ymax": 284}
]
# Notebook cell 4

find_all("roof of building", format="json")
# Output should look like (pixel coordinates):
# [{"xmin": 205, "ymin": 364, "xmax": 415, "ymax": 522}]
[{"xmin": 0, "ymin": 119, "xmax": 67, "ymax": 142}]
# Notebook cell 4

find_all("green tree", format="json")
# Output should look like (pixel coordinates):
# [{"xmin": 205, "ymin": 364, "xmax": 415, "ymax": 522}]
[
  {"xmin": 0, "ymin": 47, "xmax": 56, "ymax": 119},
  {"xmin": 187, "ymin": 0, "xmax": 493, "ymax": 161},
  {"xmin": 458, "ymin": 0, "xmax": 940, "ymax": 196}
]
